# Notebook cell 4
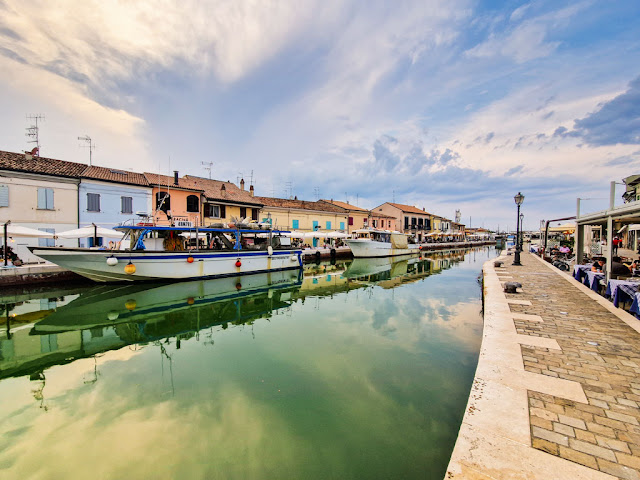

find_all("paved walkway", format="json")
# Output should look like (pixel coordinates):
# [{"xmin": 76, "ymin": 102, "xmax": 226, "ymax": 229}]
[{"xmin": 447, "ymin": 251, "xmax": 640, "ymax": 480}]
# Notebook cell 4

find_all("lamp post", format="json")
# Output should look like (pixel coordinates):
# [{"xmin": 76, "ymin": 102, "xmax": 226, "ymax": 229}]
[
  {"xmin": 513, "ymin": 192, "xmax": 525, "ymax": 265},
  {"xmin": 519, "ymin": 212, "xmax": 524, "ymax": 252}
]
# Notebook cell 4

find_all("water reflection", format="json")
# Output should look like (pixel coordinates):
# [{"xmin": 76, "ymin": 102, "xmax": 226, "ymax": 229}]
[{"xmin": 0, "ymin": 247, "xmax": 497, "ymax": 480}]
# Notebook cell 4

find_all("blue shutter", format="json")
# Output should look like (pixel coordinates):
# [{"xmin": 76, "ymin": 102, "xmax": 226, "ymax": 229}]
[
  {"xmin": 0, "ymin": 185, "xmax": 8, "ymax": 207},
  {"xmin": 292, "ymin": 220, "xmax": 299, "ymax": 229},
  {"xmin": 37, "ymin": 188, "xmax": 46, "ymax": 209},
  {"xmin": 340, "ymin": 222, "xmax": 345, "ymax": 230},
  {"xmin": 326, "ymin": 221, "xmax": 331, "ymax": 230},
  {"xmin": 46, "ymin": 188, "xmax": 54, "ymax": 209}
]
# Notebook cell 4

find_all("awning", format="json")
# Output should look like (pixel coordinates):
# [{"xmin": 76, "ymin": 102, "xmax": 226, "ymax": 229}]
[
  {"xmin": 56, "ymin": 225, "xmax": 124, "ymax": 239},
  {"xmin": 2, "ymin": 223, "xmax": 55, "ymax": 238}
]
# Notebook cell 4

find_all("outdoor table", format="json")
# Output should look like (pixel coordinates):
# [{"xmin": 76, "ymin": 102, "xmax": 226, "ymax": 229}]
[
  {"xmin": 583, "ymin": 271, "xmax": 604, "ymax": 292},
  {"xmin": 606, "ymin": 279, "xmax": 640, "ymax": 308},
  {"xmin": 573, "ymin": 264, "xmax": 592, "ymax": 282},
  {"xmin": 630, "ymin": 292, "xmax": 640, "ymax": 318}
]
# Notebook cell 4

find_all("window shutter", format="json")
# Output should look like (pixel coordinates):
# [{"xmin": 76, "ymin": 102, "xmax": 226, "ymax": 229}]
[
  {"xmin": 0, "ymin": 185, "xmax": 8, "ymax": 207},
  {"xmin": 38, "ymin": 188, "xmax": 46, "ymax": 209},
  {"xmin": 220, "ymin": 205, "xmax": 226, "ymax": 218},
  {"xmin": 46, "ymin": 188, "xmax": 54, "ymax": 209}
]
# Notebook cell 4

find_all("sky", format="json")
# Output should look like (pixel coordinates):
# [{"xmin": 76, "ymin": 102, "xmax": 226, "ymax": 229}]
[{"xmin": 0, "ymin": 0, "xmax": 639, "ymax": 231}]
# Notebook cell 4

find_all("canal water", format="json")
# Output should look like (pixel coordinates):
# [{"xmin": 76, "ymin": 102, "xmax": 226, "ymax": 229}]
[{"xmin": 0, "ymin": 247, "xmax": 497, "ymax": 480}]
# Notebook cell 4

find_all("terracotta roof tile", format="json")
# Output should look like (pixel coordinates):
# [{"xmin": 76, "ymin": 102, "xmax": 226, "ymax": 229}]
[
  {"xmin": 183, "ymin": 176, "xmax": 262, "ymax": 206},
  {"xmin": 144, "ymin": 173, "xmax": 204, "ymax": 193},
  {"xmin": 385, "ymin": 202, "xmax": 433, "ymax": 215},
  {"xmin": 82, "ymin": 166, "xmax": 149, "ymax": 186},
  {"xmin": 320, "ymin": 199, "xmax": 370, "ymax": 212},
  {"xmin": 0, "ymin": 150, "xmax": 87, "ymax": 177},
  {"xmin": 255, "ymin": 196, "xmax": 346, "ymax": 213}
]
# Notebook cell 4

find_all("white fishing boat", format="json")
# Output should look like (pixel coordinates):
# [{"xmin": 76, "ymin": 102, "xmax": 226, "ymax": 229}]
[
  {"xmin": 29, "ymin": 225, "xmax": 303, "ymax": 283},
  {"xmin": 344, "ymin": 229, "xmax": 419, "ymax": 258}
]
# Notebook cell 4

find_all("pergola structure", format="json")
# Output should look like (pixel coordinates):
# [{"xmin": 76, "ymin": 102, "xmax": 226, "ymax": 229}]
[{"xmin": 575, "ymin": 181, "xmax": 640, "ymax": 281}]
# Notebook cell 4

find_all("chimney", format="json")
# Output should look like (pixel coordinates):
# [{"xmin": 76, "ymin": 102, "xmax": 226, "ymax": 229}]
[
  {"xmin": 294, "ymin": 195, "xmax": 297, "ymax": 200},
  {"xmin": 423, "ymin": 207, "xmax": 425, "ymax": 211},
  {"xmin": 249, "ymin": 185, "xmax": 254, "ymax": 197},
  {"xmin": 221, "ymin": 184, "xmax": 226, "ymax": 196},
  {"xmin": 174, "ymin": 171, "xmax": 179, "ymax": 185},
  {"xmin": 240, "ymin": 178, "xmax": 245, "ymax": 190}
]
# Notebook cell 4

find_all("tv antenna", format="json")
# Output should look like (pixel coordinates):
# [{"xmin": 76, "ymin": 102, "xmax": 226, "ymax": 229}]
[
  {"xmin": 201, "ymin": 161, "xmax": 213, "ymax": 179},
  {"xmin": 285, "ymin": 181, "xmax": 293, "ymax": 199},
  {"xmin": 313, "ymin": 187, "xmax": 320, "ymax": 201},
  {"xmin": 78, "ymin": 135, "xmax": 95, "ymax": 166},
  {"xmin": 25, "ymin": 114, "xmax": 45, "ymax": 154}
]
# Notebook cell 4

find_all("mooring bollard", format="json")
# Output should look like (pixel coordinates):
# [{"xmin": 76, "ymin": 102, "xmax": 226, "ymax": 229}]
[
  {"xmin": 503, "ymin": 281, "xmax": 522, "ymax": 294},
  {"xmin": 494, "ymin": 261, "xmax": 503, "ymax": 267}
]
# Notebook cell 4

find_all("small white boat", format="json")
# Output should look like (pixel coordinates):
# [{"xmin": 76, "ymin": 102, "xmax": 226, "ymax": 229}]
[
  {"xmin": 29, "ymin": 225, "xmax": 303, "ymax": 283},
  {"xmin": 344, "ymin": 229, "xmax": 419, "ymax": 258}
]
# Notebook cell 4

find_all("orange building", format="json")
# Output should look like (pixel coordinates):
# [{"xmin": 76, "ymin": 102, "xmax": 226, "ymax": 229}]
[{"xmin": 144, "ymin": 172, "xmax": 203, "ymax": 226}]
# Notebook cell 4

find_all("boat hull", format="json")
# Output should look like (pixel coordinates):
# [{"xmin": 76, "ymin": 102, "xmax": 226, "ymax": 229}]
[
  {"xmin": 28, "ymin": 247, "xmax": 303, "ymax": 283},
  {"xmin": 344, "ymin": 239, "xmax": 419, "ymax": 258}
]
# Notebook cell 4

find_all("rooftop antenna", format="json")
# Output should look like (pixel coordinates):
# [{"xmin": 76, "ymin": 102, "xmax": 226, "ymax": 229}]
[
  {"xmin": 236, "ymin": 171, "xmax": 243, "ymax": 185},
  {"xmin": 313, "ymin": 187, "xmax": 320, "ymax": 201},
  {"xmin": 77, "ymin": 135, "xmax": 95, "ymax": 166},
  {"xmin": 356, "ymin": 193, "xmax": 359, "ymax": 207},
  {"xmin": 285, "ymin": 181, "xmax": 293, "ymax": 199},
  {"xmin": 392, "ymin": 190, "xmax": 395, "ymax": 203},
  {"xmin": 201, "ymin": 161, "xmax": 213, "ymax": 179},
  {"xmin": 249, "ymin": 170, "xmax": 254, "ymax": 186},
  {"xmin": 25, "ymin": 114, "xmax": 45, "ymax": 154}
]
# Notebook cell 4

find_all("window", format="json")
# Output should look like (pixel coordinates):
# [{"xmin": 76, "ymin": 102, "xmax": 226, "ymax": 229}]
[
  {"xmin": 156, "ymin": 192, "xmax": 170, "ymax": 212},
  {"xmin": 251, "ymin": 208, "xmax": 258, "ymax": 221},
  {"xmin": 186, "ymin": 195, "xmax": 199, "ymax": 213},
  {"xmin": 380, "ymin": 220, "xmax": 384, "ymax": 228},
  {"xmin": 292, "ymin": 220, "xmax": 299, "ymax": 229},
  {"xmin": 37, "ymin": 188, "xmax": 54, "ymax": 210},
  {"xmin": 372, "ymin": 220, "xmax": 377, "ymax": 228},
  {"xmin": 88, "ymin": 236, "xmax": 103, "ymax": 247},
  {"xmin": 312, "ymin": 220, "xmax": 319, "ymax": 230},
  {"xmin": 240, "ymin": 207, "xmax": 247, "ymax": 219},
  {"xmin": 121, "ymin": 196, "xmax": 133, "ymax": 214},
  {"xmin": 0, "ymin": 184, "xmax": 8, "ymax": 207},
  {"xmin": 326, "ymin": 221, "xmax": 331, "ymax": 230},
  {"xmin": 205, "ymin": 204, "xmax": 224, "ymax": 218},
  {"xmin": 87, "ymin": 193, "xmax": 101, "ymax": 212},
  {"xmin": 38, "ymin": 228, "xmax": 55, "ymax": 247},
  {"xmin": 411, "ymin": 217, "xmax": 417, "ymax": 226},
  {"xmin": 348, "ymin": 216, "xmax": 354, "ymax": 226},
  {"xmin": 340, "ymin": 222, "xmax": 345, "ymax": 230},
  {"xmin": 404, "ymin": 216, "xmax": 409, "ymax": 229}
]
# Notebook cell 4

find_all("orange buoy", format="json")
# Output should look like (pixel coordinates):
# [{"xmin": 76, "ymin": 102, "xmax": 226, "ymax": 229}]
[
  {"xmin": 187, "ymin": 256, "xmax": 194, "ymax": 263},
  {"xmin": 124, "ymin": 261, "xmax": 136, "ymax": 275},
  {"xmin": 235, "ymin": 282, "xmax": 242, "ymax": 290},
  {"xmin": 235, "ymin": 259, "xmax": 242, "ymax": 267},
  {"xmin": 187, "ymin": 297, "xmax": 195, "ymax": 305},
  {"xmin": 125, "ymin": 299, "xmax": 137, "ymax": 311}
]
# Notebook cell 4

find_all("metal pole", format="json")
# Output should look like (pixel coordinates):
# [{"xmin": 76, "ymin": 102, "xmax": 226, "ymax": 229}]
[
  {"xmin": 3, "ymin": 222, "xmax": 8, "ymax": 267},
  {"xmin": 513, "ymin": 204, "xmax": 521, "ymax": 265}
]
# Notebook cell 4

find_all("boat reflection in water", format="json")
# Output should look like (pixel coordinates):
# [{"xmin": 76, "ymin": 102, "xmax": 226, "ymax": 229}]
[
  {"xmin": 1, "ymin": 270, "xmax": 302, "ymax": 380},
  {"xmin": 0, "ymin": 248, "xmax": 471, "ymax": 382}
]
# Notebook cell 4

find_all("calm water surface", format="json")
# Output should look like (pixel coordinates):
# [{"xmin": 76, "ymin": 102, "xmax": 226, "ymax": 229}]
[{"xmin": 0, "ymin": 247, "xmax": 497, "ymax": 479}]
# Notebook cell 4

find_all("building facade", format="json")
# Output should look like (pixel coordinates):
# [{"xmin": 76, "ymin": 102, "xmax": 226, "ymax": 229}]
[
  {"xmin": 319, "ymin": 199, "xmax": 369, "ymax": 233},
  {"xmin": 373, "ymin": 202, "xmax": 432, "ymax": 242},
  {"xmin": 78, "ymin": 166, "xmax": 152, "ymax": 246},
  {"xmin": 144, "ymin": 172, "xmax": 204, "ymax": 227}
]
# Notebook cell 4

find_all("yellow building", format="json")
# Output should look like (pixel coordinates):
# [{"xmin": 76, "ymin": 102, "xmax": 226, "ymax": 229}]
[
  {"xmin": 319, "ymin": 199, "xmax": 370, "ymax": 233},
  {"xmin": 255, "ymin": 196, "xmax": 349, "ymax": 246}
]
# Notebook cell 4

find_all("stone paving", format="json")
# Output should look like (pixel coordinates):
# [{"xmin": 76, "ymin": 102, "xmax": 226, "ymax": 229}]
[
  {"xmin": 446, "ymin": 250, "xmax": 640, "ymax": 480},
  {"xmin": 505, "ymin": 254, "xmax": 640, "ymax": 480}
]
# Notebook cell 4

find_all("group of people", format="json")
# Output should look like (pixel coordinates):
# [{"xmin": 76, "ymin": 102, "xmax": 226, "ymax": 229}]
[{"xmin": 591, "ymin": 256, "xmax": 638, "ymax": 276}]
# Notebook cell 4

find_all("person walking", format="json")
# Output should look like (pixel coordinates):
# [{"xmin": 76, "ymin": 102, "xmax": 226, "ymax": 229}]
[{"xmin": 612, "ymin": 236, "xmax": 620, "ymax": 255}]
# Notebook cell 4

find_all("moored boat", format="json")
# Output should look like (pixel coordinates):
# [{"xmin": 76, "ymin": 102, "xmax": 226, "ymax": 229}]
[
  {"xmin": 344, "ymin": 229, "xmax": 419, "ymax": 257},
  {"xmin": 29, "ymin": 225, "xmax": 303, "ymax": 283}
]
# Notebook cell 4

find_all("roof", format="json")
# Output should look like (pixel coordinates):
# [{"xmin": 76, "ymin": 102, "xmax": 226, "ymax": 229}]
[
  {"xmin": 320, "ymin": 199, "xmax": 369, "ymax": 213},
  {"xmin": 82, "ymin": 166, "xmax": 150, "ymax": 186},
  {"xmin": 183, "ymin": 175, "xmax": 262, "ymax": 206},
  {"xmin": 143, "ymin": 173, "xmax": 204, "ymax": 193},
  {"xmin": 384, "ymin": 202, "xmax": 432, "ymax": 215},
  {"xmin": 255, "ymin": 196, "xmax": 346, "ymax": 213},
  {"xmin": 370, "ymin": 211, "xmax": 396, "ymax": 219},
  {"xmin": 0, "ymin": 150, "xmax": 87, "ymax": 178}
]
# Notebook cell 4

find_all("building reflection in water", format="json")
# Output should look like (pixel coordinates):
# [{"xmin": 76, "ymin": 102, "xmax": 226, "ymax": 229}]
[{"xmin": 0, "ymin": 247, "xmax": 487, "ymax": 388}]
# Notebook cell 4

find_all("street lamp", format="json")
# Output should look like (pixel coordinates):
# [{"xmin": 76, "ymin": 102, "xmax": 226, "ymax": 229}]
[
  {"xmin": 519, "ymin": 212, "xmax": 524, "ymax": 251},
  {"xmin": 513, "ymin": 192, "xmax": 525, "ymax": 265}
]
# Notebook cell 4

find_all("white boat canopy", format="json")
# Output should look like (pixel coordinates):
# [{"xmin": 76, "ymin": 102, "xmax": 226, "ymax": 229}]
[
  {"xmin": 2, "ymin": 223, "xmax": 56, "ymax": 238},
  {"xmin": 56, "ymin": 225, "xmax": 125, "ymax": 239}
]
